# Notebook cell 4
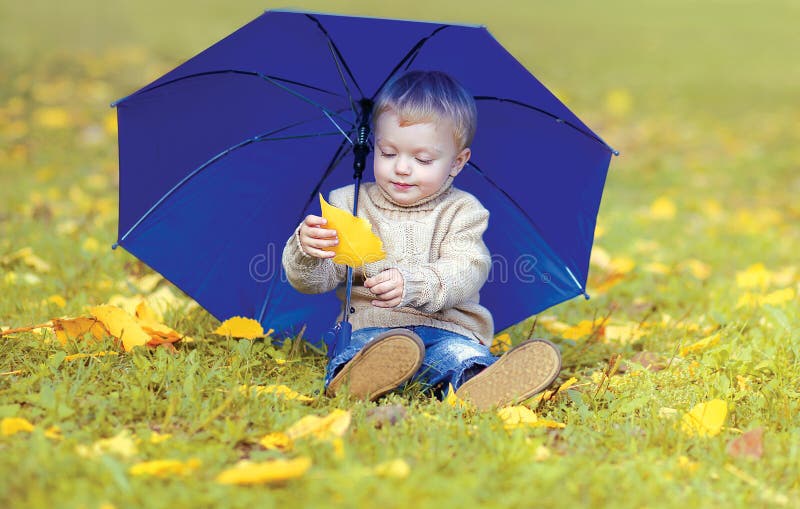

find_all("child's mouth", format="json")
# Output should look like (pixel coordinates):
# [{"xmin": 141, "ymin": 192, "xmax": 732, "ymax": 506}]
[{"xmin": 392, "ymin": 182, "xmax": 414, "ymax": 191}]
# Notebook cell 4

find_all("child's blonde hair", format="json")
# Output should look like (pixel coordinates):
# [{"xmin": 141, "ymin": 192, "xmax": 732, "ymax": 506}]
[{"xmin": 372, "ymin": 70, "xmax": 477, "ymax": 150}]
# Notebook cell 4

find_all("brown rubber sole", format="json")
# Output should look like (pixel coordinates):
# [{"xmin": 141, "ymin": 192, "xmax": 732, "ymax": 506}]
[
  {"xmin": 455, "ymin": 339, "xmax": 561, "ymax": 410},
  {"xmin": 326, "ymin": 329, "xmax": 425, "ymax": 401}
]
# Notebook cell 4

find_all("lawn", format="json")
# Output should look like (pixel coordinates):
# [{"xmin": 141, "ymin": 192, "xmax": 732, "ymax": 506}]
[{"xmin": 1, "ymin": 1, "xmax": 799, "ymax": 508}]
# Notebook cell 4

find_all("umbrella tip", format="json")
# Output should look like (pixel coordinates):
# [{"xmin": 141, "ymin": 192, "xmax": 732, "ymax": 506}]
[
  {"xmin": 111, "ymin": 242, "xmax": 119, "ymax": 250},
  {"xmin": 583, "ymin": 292, "xmax": 591, "ymax": 300}
]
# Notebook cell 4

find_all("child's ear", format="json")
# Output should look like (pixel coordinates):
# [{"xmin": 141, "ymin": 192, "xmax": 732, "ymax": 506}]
[{"xmin": 449, "ymin": 147, "xmax": 471, "ymax": 177}]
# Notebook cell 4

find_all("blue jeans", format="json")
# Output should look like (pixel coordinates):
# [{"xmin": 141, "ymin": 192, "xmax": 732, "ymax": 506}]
[{"xmin": 324, "ymin": 326, "xmax": 497, "ymax": 397}]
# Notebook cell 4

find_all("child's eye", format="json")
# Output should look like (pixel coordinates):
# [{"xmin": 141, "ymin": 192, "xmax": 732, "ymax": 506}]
[
  {"xmin": 415, "ymin": 158, "xmax": 433, "ymax": 165},
  {"xmin": 380, "ymin": 151, "xmax": 396, "ymax": 158}
]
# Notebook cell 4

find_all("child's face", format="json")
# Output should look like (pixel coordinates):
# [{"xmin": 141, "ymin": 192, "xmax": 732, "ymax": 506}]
[{"xmin": 373, "ymin": 110, "xmax": 470, "ymax": 206}]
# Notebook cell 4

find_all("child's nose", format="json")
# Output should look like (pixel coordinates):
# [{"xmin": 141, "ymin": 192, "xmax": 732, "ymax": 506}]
[{"xmin": 394, "ymin": 157, "xmax": 412, "ymax": 175}]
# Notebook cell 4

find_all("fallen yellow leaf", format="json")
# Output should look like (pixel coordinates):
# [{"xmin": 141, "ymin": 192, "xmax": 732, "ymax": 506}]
[
  {"xmin": 76, "ymin": 430, "xmax": 138, "ymax": 458},
  {"xmin": 135, "ymin": 300, "xmax": 162, "ymax": 323},
  {"xmin": 285, "ymin": 409, "xmax": 351, "ymax": 441},
  {"xmin": 320, "ymin": 193, "xmax": 385, "ymax": 267},
  {"xmin": 44, "ymin": 295, "xmax": 67, "ymax": 308},
  {"xmin": 149, "ymin": 431, "xmax": 172, "ymax": 444},
  {"xmin": 374, "ymin": 459, "xmax": 411, "ymax": 479},
  {"xmin": 680, "ymin": 333, "xmax": 720, "ymax": 357},
  {"xmin": 44, "ymin": 425, "xmax": 62, "ymax": 440},
  {"xmin": 129, "ymin": 458, "xmax": 201, "ymax": 477},
  {"xmin": 681, "ymin": 259, "xmax": 711, "ymax": 280},
  {"xmin": 51, "ymin": 316, "xmax": 108, "ymax": 346},
  {"xmin": 259, "ymin": 432, "xmax": 293, "ymax": 451},
  {"xmin": 216, "ymin": 457, "xmax": 311, "ymax": 485},
  {"xmin": 89, "ymin": 305, "xmax": 151, "ymax": 351},
  {"xmin": 605, "ymin": 88, "xmax": 633, "ymax": 117},
  {"xmin": 1, "ymin": 417, "xmax": 35, "ymax": 436},
  {"xmin": 649, "ymin": 197, "xmax": 676, "ymax": 220},
  {"xmin": 736, "ymin": 263, "xmax": 771, "ymax": 289},
  {"xmin": 239, "ymin": 384, "xmax": 313, "ymax": 403},
  {"xmin": 64, "ymin": 351, "xmax": 120, "ymax": 362},
  {"xmin": 497, "ymin": 406, "xmax": 565, "ymax": 430},
  {"xmin": 678, "ymin": 455, "xmax": 699, "ymax": 473},
  {"xmin": 490, "ymin": 333, "xmax": 511, "ymax": 355},
  {"xmin": 213, "ymin": 316, "xmax": 264, "ymax": 339},
  {"xmin": 681, "ymin": 399, "xmax": 727, "ymax": 437},
  {"xmin": 443, "ymin": 383, "xmax": 470, "ymax": 409},
  {"xmin": 604, "ymin": 322, "xmax": 646, "ymax": 344}
]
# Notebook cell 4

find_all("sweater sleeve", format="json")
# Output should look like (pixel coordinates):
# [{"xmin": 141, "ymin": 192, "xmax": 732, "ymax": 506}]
[
  {"xmin": 281, "ymin": 190, "xmax": 349, "ymax": 294},
  {"xmin": 394, "ymin": 198, "xmax": 491, "ymax": 313}
]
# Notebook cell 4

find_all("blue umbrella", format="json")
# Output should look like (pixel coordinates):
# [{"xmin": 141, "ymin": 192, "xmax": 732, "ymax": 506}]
[{"xmin": 112, "ymin": 9, "xmax": 617, "ymax": 354}]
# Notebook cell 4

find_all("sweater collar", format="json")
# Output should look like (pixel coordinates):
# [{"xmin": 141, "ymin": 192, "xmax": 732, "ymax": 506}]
[{"xmin": 367, "ymin": 176, "xmax": 454, "ymax": 210}]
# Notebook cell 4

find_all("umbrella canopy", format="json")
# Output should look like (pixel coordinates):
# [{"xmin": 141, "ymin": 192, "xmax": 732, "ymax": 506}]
[{"xmin": 113, "ymin": 9, "xmax": 616, "ymax": 343}]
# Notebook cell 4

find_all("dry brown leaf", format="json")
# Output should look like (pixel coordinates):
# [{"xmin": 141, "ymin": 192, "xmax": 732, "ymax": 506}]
[{"xmin": 727, "ymin": 427, "xmax": 764, "ymax": 460}]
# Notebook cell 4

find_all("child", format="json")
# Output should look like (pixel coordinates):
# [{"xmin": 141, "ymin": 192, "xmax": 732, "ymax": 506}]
[{"xmin": 282, "ymin": 70, "xmax": 561, "ymax": 410}]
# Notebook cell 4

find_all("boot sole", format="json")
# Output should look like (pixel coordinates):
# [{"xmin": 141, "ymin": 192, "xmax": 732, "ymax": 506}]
[
  {"xmin": 455, "ymin": 339, "xmax": 561, "ymax": 410},
  {"xmin": 326, "ymin": 329, "xmax": 424, "ymax": 401}
]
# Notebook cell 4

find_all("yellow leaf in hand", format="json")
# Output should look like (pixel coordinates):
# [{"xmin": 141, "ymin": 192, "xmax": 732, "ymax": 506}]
[
  {"xmin": 319, "ymin": 194, "xmax": 385, "ymax": 267},
  {"xmin": 681, "ymin": 399, "xmax": 727, "ymax": 437},
  {"xmin": 216, "ymin": 457, "xmax": 311, "ymax": 485},
  {"xmin": 213, "ymin": 316, "xmax": 264, "ymax": 339}
]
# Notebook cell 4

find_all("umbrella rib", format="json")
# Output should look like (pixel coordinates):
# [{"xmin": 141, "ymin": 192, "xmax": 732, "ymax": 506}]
[
  {"xmin": 113, "ymin": 70, "xmax": 354, "ymax": 128},
  {"xmin": 474, "ymin": 96, "xmax": 620, "ymax": 156},
  {"xmin": 256, "ymin": 132, "xmax": 355, "ymax": 325},
  {"xmin": 298, "ymin": 132, "xmax": 356, "ymax": 224},
  {"xmin": 305, "ymin": 14, "xmax": 366, "ymax": 99},
  {"xmin": 115, "ymin": 120, "xmax": 344, "ymax": 247},
  {"xmin": 465, "ymin": 160, "xmax": 585, "ymax": 294},
  {"xmin": 371, "ymin": 25, "xmax": 451, "ymax": 99}
]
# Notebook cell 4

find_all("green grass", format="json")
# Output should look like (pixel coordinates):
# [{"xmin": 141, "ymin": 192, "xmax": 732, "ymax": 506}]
[{"xmin": 1, "ymin": 1, "xmax": 799, "ymax": 508}]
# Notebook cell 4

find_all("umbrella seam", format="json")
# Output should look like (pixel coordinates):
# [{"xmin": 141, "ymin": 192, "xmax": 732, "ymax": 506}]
[
  {"xmin": 371, "ymin": 25, "xmax": 451, "ymax": 100},
  {"xmin": 474, "ymin": 96, "xmax": 619, "ymax": 155},
  {"xmin": 304, "ymin": 14, "xmax": 366, "ymax": 98},
  {"xmin": 465, "ymin": 160, "xmax": 584, "ymax": 293},
  {"xmin": 112, "ymin": 70, "xmax": 353, "ymax": 129},
  {"xmin": 258, "ymin": 129, "xmax": 356, "ymax": 324},
  {"xmin": 117, "ymin": 119, "xmax": 349, "ymax": 247}
]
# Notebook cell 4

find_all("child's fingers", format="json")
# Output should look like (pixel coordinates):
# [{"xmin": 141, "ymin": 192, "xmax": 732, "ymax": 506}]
[
  {"xmin": 367, "ymin": 280, "xmax": 397, "ymax": 296},
  {"xmin": 373, "ymin": 287, "xmax": 402, "ymax": 301},
  {"xmin": 303, "ymin": 214, "xmax": 327, "ymax": 227},
  {"xmin": 303, "ymin": 236, "xmax": 339, "ymax": 250},
  {"xmin": 364, "ymin": 270, "xmax": 391, "ymax": 288},
  {"xmin": 302, "ymin": 245, "xmax": 336, "ymax": 259},
  {"xmin": 300, "ymin": 224, "xmax": 337, "ymax": 241}
]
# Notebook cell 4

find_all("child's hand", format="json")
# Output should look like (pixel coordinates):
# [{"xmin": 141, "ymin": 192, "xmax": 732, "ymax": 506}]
[
  {"xmin": 364, "ymin": 268, "xmax": 404, "ymax": 308},
  {"xmin": 298, "ymin": 215, "xmax": 338, "ymax": 259}
]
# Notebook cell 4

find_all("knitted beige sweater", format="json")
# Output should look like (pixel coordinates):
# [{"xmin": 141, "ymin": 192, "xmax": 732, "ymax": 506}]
[{"xmin": 281, "ymin": 178, "xmax": 494, "ymax": 345}]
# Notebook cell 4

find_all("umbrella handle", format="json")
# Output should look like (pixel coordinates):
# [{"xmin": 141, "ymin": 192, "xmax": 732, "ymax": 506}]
[
  {"xmin": 323, "ymin": 320, "xmax": 352, "ymax": 359},
  {"xmin": 341, "ymin": 99, "xmax": 373, "ymax": 328}
]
